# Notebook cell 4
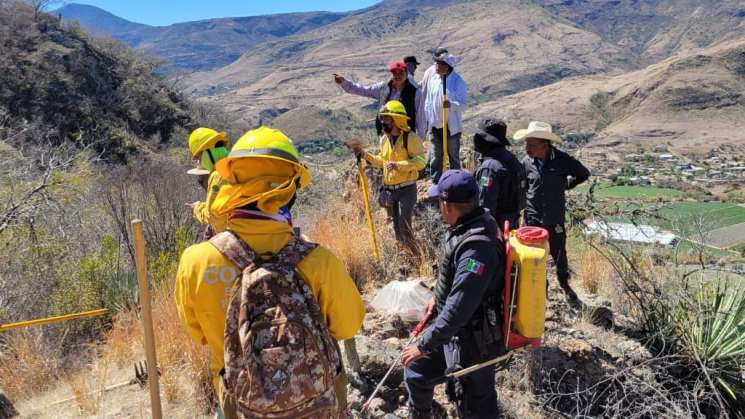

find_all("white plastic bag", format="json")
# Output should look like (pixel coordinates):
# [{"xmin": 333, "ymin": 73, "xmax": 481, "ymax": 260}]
[{"xmin": 370, "ymin": 281, "xmax": 434, "ymax": 322}]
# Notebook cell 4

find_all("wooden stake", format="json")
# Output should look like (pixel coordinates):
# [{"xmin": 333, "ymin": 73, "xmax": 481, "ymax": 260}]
[
  {"xmin": 342, "ymin": 338, "xmax": 361, "ymax": 374},
  {"xmin": 132, "ymin": 219, "xmax": 163, "ymax": 419}
]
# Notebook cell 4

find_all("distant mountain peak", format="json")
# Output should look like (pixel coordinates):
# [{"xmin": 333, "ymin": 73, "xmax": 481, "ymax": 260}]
[{"xmin": 55, "ymin": 3, "xmax": 150, "ymax": 36}]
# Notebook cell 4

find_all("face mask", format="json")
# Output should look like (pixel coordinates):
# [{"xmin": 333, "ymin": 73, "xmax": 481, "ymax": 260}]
[
  {"xmin": 382, "ymin": 122, "xmax": 394, "ymax": 133},
  {"xmin": 200, "ymin": 146, "xmax": 229, "ymax": 172},
  {"xmin": 474, "ymin": 134, "xmax": 492, "ymax": 154}
]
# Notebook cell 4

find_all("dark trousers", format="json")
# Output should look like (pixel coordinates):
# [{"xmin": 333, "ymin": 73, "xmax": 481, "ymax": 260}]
[
  {"xmin": 527, "ymin": 222, "xmax": 570, "ymax": 284},
  {"xmin": 404, "ymin": 339, "xmax": 499, "ymax": 419},
  {"xmin": 429, "ymin": 127, "xmax": 461, "ymax": 184},
  {"xmin": 384, "ymin": 184, "xmax": 417, "ymax": 251}
]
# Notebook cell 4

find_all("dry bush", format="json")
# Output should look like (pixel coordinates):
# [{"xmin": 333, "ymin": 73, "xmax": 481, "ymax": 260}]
[{"xmin": 0, "ymin": 331, "xmax": 60, "ymax": 400}]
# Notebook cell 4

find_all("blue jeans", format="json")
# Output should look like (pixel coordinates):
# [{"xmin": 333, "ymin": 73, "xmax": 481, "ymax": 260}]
[
  {"xmin": 404, "ymin": 338, "xmax": 499, "ymax": 418},
  {"xmin": 429, "ymin": 128, "xmax": 462, "ymax": 184}
]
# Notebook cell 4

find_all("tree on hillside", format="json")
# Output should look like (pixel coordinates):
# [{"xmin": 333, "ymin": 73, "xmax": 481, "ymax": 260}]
[{"xmin": 24, "ymin": 0, "xmax": 59, "ymax": 20}]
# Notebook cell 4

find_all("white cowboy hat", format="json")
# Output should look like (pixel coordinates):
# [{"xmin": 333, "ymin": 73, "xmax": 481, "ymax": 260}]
[
  {"xmin": 513, "ymin": 121, "xmax": 563, "ymax": 144},
  {"xmin": 434, "ymin": 53, "xmax": 460, "ymax": 68},
  {"xmin": 187, "ymin": 167, "xmax": 210, "ymax": 176}
]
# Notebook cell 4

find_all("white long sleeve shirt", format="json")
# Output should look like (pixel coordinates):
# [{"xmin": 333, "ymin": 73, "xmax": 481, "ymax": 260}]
[{"xmin": 424, "ymin": 70, "xmax": 468, "ymax": 135}]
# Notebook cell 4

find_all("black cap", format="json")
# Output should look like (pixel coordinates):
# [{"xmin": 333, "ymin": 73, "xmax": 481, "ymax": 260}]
[
  {"xmin": 476, "ymin": 119, "xmax": 509, "ymax": 145},
  {"xmin": 427, "ymin": 170, "xmax": 479, "ymax": 203},
  {"xmin": 404, "ymin": 56, "xmax": 420, "ymax": 65}
]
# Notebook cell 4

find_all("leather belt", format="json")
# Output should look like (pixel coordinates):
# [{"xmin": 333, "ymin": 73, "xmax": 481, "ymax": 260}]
[{"xmin": 382, "ymin": 181, "xmax": 416, "ymax": 191}]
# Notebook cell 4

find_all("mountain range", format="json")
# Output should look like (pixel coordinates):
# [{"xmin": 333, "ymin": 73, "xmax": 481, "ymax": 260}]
[
  {"xmin": 56, "ymin": 3, "xmax": 350, "ymax": 72},
  {"xmin": 58, "ymin": 0, "xmax": 745, "ymax": 154}
]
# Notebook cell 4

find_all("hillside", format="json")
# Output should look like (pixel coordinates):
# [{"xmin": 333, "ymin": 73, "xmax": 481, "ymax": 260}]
[
  {"xmin": 0, "ymin": 2, "xmax": 207, "ymax": 161},
  {"xmin": 187, "ymin": 0, "xmax": 639, "ymax": 127},
  {"xmin": 534, "ymin": 0, "xmax": 745, "ymax": 62},
  {"xmin": 56, "ymin": 3, "xmax": 349, "ymax": 72},
  {"xmin": 470, "ymin": 38, "xmax": 745, "ymax": 157}
]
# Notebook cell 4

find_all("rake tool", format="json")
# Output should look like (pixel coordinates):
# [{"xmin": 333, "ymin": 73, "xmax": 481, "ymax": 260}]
[
  {"xmin": 49, "ymin": 360, "xmax": 160, "ymax": 407},
  {"xmin": 361, "ymin": 311, "xmax": 433, "ymax": 412}
]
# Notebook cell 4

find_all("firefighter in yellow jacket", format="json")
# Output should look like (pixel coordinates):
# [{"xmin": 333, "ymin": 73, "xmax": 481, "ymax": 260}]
[
  {"xmin": 175, "ymin": 127, "xmax": 365, "ymax": 418},
  {"xmin": 351, "ymin": 100, "xmax": 426, "ymax": 255},
  {"xmin": 187, "ymin": 127, "xmax": 231, "ymax": 236}
]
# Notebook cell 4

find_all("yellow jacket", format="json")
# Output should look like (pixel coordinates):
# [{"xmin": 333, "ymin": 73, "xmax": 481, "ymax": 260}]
[
  {"xmin": 192, "ymin": 171, "xmax": 229, "ymax": 233},
  {"xmin": 364, "ymin": 131, "xmax": 426, "ymax": 186},
  {"xmin": 174, "ymin": 218, "xmax": 365, "ymax": 390}
]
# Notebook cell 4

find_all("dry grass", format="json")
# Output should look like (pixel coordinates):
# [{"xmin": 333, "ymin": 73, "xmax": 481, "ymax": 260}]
[
  {"xmin": 307, "ymin": 194, "xmax": 444, "ymax": 297},
  {"xmin": 64, "ymin": 358, "xmax": 108, "ymax": 416},
  {"xmin": 576, "ymin": 246, "xmax": 615, "ymax": 295},
  {"xmin": 5, "ymin": 281, "xmax": 214, "ymax": 415},
  {"xmin": 306, "ymin": 197, "xmax": 380, "ymax": 289},
  {"xmin": 103, "ymin": 283, "xmax": 213, "ymax": 410},
  {"xmin": 0, "ymin": 331, "xmax": 60, "ymax": 401}
]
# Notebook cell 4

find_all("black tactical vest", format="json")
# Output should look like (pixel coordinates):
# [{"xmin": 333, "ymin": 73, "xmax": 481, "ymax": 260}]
[
  {"xmin": 434, "ymin": 209, "xmax": 497, "ymax": 311},
  {"xmin": 375, "ymin": 80, "xmax": 418, "ymax": 135}
]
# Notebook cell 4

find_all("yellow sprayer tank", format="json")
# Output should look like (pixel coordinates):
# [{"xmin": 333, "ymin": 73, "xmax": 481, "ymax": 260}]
[{"xmin": 504, "ymin": 226, "xmax": 549, "ymax": 349}]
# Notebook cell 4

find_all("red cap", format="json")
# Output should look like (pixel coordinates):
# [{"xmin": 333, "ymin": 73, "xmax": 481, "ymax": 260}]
[{"xmin": 388, "ymin": 60, "xmax": 407, "ymax": 72}]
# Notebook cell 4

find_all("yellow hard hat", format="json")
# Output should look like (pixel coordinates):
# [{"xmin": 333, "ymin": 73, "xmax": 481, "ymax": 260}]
[
  {"xmin": 216, "ymin": 126, "xmax": 311, "ymax": 188},
  {"xmin": 378, "ymin": 100, "xmax": 410, "ymax": 120},
  {"xmin": 188, "ymin": 127, "xmax": 229, "ymax": 158},
  {"xmin": 379, "ymin": 100, "xmax": 411, "ymax": 131}
]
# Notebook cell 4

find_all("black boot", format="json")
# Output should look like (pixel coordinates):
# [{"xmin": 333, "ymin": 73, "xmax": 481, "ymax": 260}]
[
  {"xmin": 408, "ymin": 404, "xmax": 432, "ymax": 419},
  {"xmin": 560, "ymin": 281, "xmax": 582, "ymax": 309}
]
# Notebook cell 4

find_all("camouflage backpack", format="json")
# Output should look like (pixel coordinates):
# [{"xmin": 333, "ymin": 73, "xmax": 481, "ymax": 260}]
[{"xmin": 210, "ymin": 231, "xmax": 342, "ymax": 419}]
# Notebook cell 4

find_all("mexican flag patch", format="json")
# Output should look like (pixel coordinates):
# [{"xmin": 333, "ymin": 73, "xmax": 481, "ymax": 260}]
[
  {"xmin": 479, "ymin": 176, "xmax": 493, "ymax": 188},
  {"xmin": 465, "ymin": 258, "xmax": 486, "ymax": 276}
]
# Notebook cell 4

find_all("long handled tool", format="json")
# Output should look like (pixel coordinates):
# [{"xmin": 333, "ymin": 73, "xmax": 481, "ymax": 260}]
[
  {"xmin": 49, "ymin": 360, "xmax": 159, "ymax": 407},
  {"xmin": 361, "ymin": 311, "xmax": 433, "ymax": 412},
  {"xmin": 132, "ymin": 219, "xmax": 163, "ymax": 419},
  {"xmin": 356, "ymin": 155, "xmax": 381, "ymax": 263},
  {"xmin": 441, "ymin": 73, "xmax": 449, "ymax": 174},
  {"xmin": 428, "ymin": 350, "xmax": 517, "ymax": 386},
  {"xmin": 0, "ymin": 308, "xmax": 108, "ymax": 332}
]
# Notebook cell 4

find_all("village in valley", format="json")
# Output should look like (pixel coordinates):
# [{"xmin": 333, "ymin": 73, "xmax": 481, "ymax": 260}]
[{"xmin": 573, "ymin": 141, "xmax": 745, "ymax": 258}]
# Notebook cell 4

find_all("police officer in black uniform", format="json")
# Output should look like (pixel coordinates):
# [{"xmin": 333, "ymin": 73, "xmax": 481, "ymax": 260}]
[
  {"xmin": 402, "ymin": 170, "xmax": 505, "ymax": 419},
  {"xmin": 515, "ymin": 121, "xmax": 590, "ymax": 306},
  {"xmin": 473, "ymin": 119, "xmax": 526, "ymax": 228}
]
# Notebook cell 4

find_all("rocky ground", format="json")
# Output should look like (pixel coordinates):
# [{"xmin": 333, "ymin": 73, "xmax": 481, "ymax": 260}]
[{"xmin": 340, "ymin": 274, "xmax": 648, "ymax": 419}]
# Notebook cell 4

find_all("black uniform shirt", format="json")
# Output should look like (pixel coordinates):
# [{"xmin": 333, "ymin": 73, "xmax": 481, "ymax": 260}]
[{"xmin": 522, "ymin": 147, "xmax": 590, "ymax": 226}]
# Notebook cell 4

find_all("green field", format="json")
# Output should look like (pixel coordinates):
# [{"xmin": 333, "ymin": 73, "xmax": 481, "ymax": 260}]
[
  {"xmin": 605, "ymin": 201, "xmax": 745, "ymax": 232},
  {"xmin": 653, "ymin": 202, "xmax": 745, "ymax": 231},
  {"xmin": 572, "ymin": 183, "xmax": 682, "ymax": 200}
]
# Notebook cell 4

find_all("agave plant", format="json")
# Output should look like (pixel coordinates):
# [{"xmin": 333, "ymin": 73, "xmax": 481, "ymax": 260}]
[{"xmin": 675, "ymin": 277, "xmax": 745, "ymax": 415}]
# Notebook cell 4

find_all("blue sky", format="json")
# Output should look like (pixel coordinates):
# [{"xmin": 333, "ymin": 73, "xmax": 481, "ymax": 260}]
[{"xmin": 62, "ymin": 0, "xmax": 381, "ymax": 26}]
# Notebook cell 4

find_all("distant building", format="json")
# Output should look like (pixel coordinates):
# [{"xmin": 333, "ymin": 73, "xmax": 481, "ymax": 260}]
[
  {"xmin": 584, "ymin": 221, "xmax": 678, "ymax": 247},
  {"xmin": 659, "ymin": 153, "xmax": 675, "ymax": 161}
]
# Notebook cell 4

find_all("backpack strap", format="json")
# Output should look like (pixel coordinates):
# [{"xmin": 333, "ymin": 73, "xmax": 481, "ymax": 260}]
[
  {"xmin": 273, "ymin": 236, "xmax": 318, "ymax": 277},
  {"xmin": 209, "ymin": 231, "xmax": 259, "ymax": 272}
]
